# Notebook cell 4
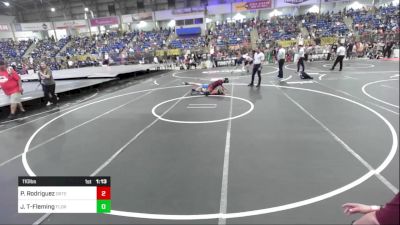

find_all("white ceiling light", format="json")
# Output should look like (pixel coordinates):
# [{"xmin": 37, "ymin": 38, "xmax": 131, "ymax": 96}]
[
  {"xmin": 84, "ymin": 7, "xmax": 89, "ymax": 12},
  {"xmin": 167, "ymin": 20, "xmax": 176, "ymax": 27},
  {"xmin": 3, "ymin": 2, "xmax": 10, "ymax": 7},
  {"xmin": 137, "ymin": 21, "xmax": 147, "ymax": 28},
  {"xmin": 349, "ymin": 1, "xmax": 363, "ymax": 10},
  {"xmin": 51, "ymin": 7, "xmax": 55, "ymax": 12},
  {"xmin": 269, "ymin": 9, "xmax": 282, "ymax": 17},
  {"xmin": 232, "ymin": 13, "xmax": 246, "ymax": 21},
  {"xmin": 308, "ymin": 5, "xmax": 319, "ymax": 13}
]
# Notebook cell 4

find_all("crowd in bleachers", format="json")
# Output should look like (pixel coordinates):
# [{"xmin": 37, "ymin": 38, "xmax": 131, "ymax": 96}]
[
  {"xmin": 57, "ymin": 30, "xmax": 171, "ymax": 67},
  {"xmin": 0, "ymin": 40, "xmax": 32, "ymax": 63},
  {"xmin": 303, "ymin": 12, "xmax": 349, "ymax": 38},
  {"xmin": 0, "ymin": 4, "xmax": 398, "ymax": 73},
  {"xmin": 133, "ymin": 29, "xmax": 171, "ymax": 50},
  {"xmin": 169, "ymin": 36, "xmax": 207, "ymax": 50},
  {"xmin": 207, "ymin": 20, "xmax": 253, "ymax": 48},
  {"xmin": 63, "ymin": 31, "xmax": 135, "ymax": 57},
  {"xmin": 27, "ymin": 37, "xmax": 70, "ymax": 70},
  {"xmin": 258, "ymin": 16, "xmax": 300, "ymax": 41},
  {"xmin": 30, "ymin": 37, "xmax": 69, "ymax": 59},
  {"xmin": 348, "ymin": 5, "xmax": 399, "ymax": 35}
]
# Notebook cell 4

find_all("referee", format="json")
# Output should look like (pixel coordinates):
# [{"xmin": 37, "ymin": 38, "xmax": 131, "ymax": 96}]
[
  {"xmin": 330, "ymin": 43, "xmax": 346, "ymax": 71},
  {"xmin": 277, "ymin": 45, "xmax": 286, "ymax": 79},
  {"xmin": 297, "ymin": 44, "xmax": 305, "ymax": 73},
  {"xmin": 248, "ymin": 48, "xmax": 265, "ymax": 87}
]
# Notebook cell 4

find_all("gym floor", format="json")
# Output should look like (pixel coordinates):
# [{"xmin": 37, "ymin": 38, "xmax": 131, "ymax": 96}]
[{"xmin": 0, "ymin": 59, "xmax": 398, "ymax": 224}]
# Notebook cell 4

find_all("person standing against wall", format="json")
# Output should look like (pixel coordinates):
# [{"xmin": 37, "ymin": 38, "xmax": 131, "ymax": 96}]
[
  {"xmin": 38, "ymin": 62, "xmax": 58, "ymax": 107},
  {"xmin": 277, "ymin": 45, "xmax": 286, "ymax": 80},
  {"xmin": 330, "ymin": 43, "xmax": 346, "ymax": 71}
]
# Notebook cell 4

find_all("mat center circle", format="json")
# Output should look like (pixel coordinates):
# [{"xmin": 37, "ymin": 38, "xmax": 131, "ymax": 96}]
[{"xmin": 151, "ymin": 95, "xmax": 254, "ymax": 124}]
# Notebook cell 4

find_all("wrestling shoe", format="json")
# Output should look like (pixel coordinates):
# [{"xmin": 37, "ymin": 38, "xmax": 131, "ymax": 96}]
[{"xmin": 8, "ymin": 114, "xmax": 16, "ymax": 120}]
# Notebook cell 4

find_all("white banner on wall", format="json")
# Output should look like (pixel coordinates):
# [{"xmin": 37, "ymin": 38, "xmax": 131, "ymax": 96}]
[
  {"xmin": 207, "ymin": 4, "xmax": 232, "ymax": 15},
  {"xmin": 121, "ymin": 15, "xmax": 133, "ymax": 23},
  {"xmin": 0, "ymin": 24, "xmax": 10, "ymax": 32},
  {"xmin": 122, "ymin": 12, "xmax": 153, "ymax": 24},
  {"xmin": 275, "ymin": 0, "xmax": 319, "ymax": 7},
  {"xmin": 172, "ymin": 6, "xmax": 205, "ymax": 14},
  {"xmin": 14, "ymin": 22, "xmax": 54, "ymax": 31},
  {"xmin": 132, "ymin": 12, "xmax": 153, "ymax": 21},
  {"xmin": 323, "ymin": 0, "xmax": 350, "ymax": 2},
  {"xmin": 54, "ymin": 20, "xmax": 87, "ymax": 29},
  {"xmin": 155, "ymin": 10, "xmax": 204, "ymax": 21}
]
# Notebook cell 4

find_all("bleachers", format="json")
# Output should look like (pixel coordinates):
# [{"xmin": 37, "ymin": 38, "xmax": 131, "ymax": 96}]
[
  {"xmin": 0, "ymin": 4, "xmax": 398, "ymax": 72},
  {"xmin": 0, "ymin": 40, "xmax": 32, "ymax": 62},
  {"xmin": 349, "ymin": 5, "xmax": 399, "ymax": 33},
  {"xmin": 169, "ymin": 36, "xmax": 206, "ymax": 49},
  {"xmin": 211, "ymin": 21, "xmax": 252, "ymax": 46},
  {"xmin": 62, "ymin": 30, "xmax": 170, "ymax": 59},
  {"xmin": 303, "ymin": 13, "xmax": 349, "ymax": 37},
  {"xmin": 30, "ymin": 38, "xmax": 69, "ymax": 59},
  {"xmin": 141, "ymin": 30, "xmax": 170, "ymax": 49},
  {"xmin": 257, "ymin": 16, "xmax": 299, "ymax": 42}
]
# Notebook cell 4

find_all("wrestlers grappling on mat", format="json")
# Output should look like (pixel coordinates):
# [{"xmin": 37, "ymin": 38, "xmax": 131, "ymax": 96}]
[{"xmin": 184, "ymin": 78, "xmax": 229, "ymax": 96}]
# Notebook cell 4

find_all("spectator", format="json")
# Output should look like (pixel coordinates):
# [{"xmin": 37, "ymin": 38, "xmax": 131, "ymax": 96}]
[
  {"xmin": 153, "ymin": 56, "xmax": 159, "ymax": 64},
  {"xmin": 188, "ymin": 57, "xmax": 197, "ymax": 70},
  {"xmin": 342, "ymin": 193, "xmax": 399, "ymax": 225},
  {"xmin": 242, "ymin": 52, "xmax": 253, "ymax": 73},
  {"xmin": 0, "ymin": 60, "xmax": 26, "ymax": 119},
  {"xmin": 384, "ymin": 41, "xmax": 394, "ymax": 58},
  {"xmin": 38, "ymin": 62, "xmax": 58, "ymax": 107},
  {"xmin": 346, "ymin": 42, "xmax": 354, "ymax": 59}
]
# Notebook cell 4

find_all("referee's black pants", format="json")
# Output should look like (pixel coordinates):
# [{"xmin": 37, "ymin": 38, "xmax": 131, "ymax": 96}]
[
  {"xmin": 42, "ymin": 84, "xmax": 57, "ymax": 105},
  {"xmin": 250, "ymin": 64, "xmax": 262, "ymax": 85},
  {"xmin": 278, "ymin": 59, "xmax": 285, "ymax": 78},
  {"xmin": 332, "ymin": 55, "xmax": 344, "ymax": 71},
  {"xmin": 297, "ymin": 57, "xmax": 305, "ymax": 72}
]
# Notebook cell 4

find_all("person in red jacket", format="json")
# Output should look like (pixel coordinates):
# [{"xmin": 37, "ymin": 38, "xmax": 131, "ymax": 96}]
[
  {"xmin": 343, "ymin": 192, "xmax": 399, "ymax": 224},
  {"xmin": 0, "ymin": 60, "xmax": 26, "ymax": 119}
]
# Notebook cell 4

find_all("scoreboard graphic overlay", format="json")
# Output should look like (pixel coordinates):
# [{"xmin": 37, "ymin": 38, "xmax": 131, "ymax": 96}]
[{"xmin": 18, "ymin": 177, "xmax": 111, "ymax": 213}]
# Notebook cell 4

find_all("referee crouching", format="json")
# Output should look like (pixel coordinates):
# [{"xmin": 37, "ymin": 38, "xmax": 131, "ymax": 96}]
[{"xmin": 248, "ymin": 48, "xmax": 265, "ymax": 87}]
